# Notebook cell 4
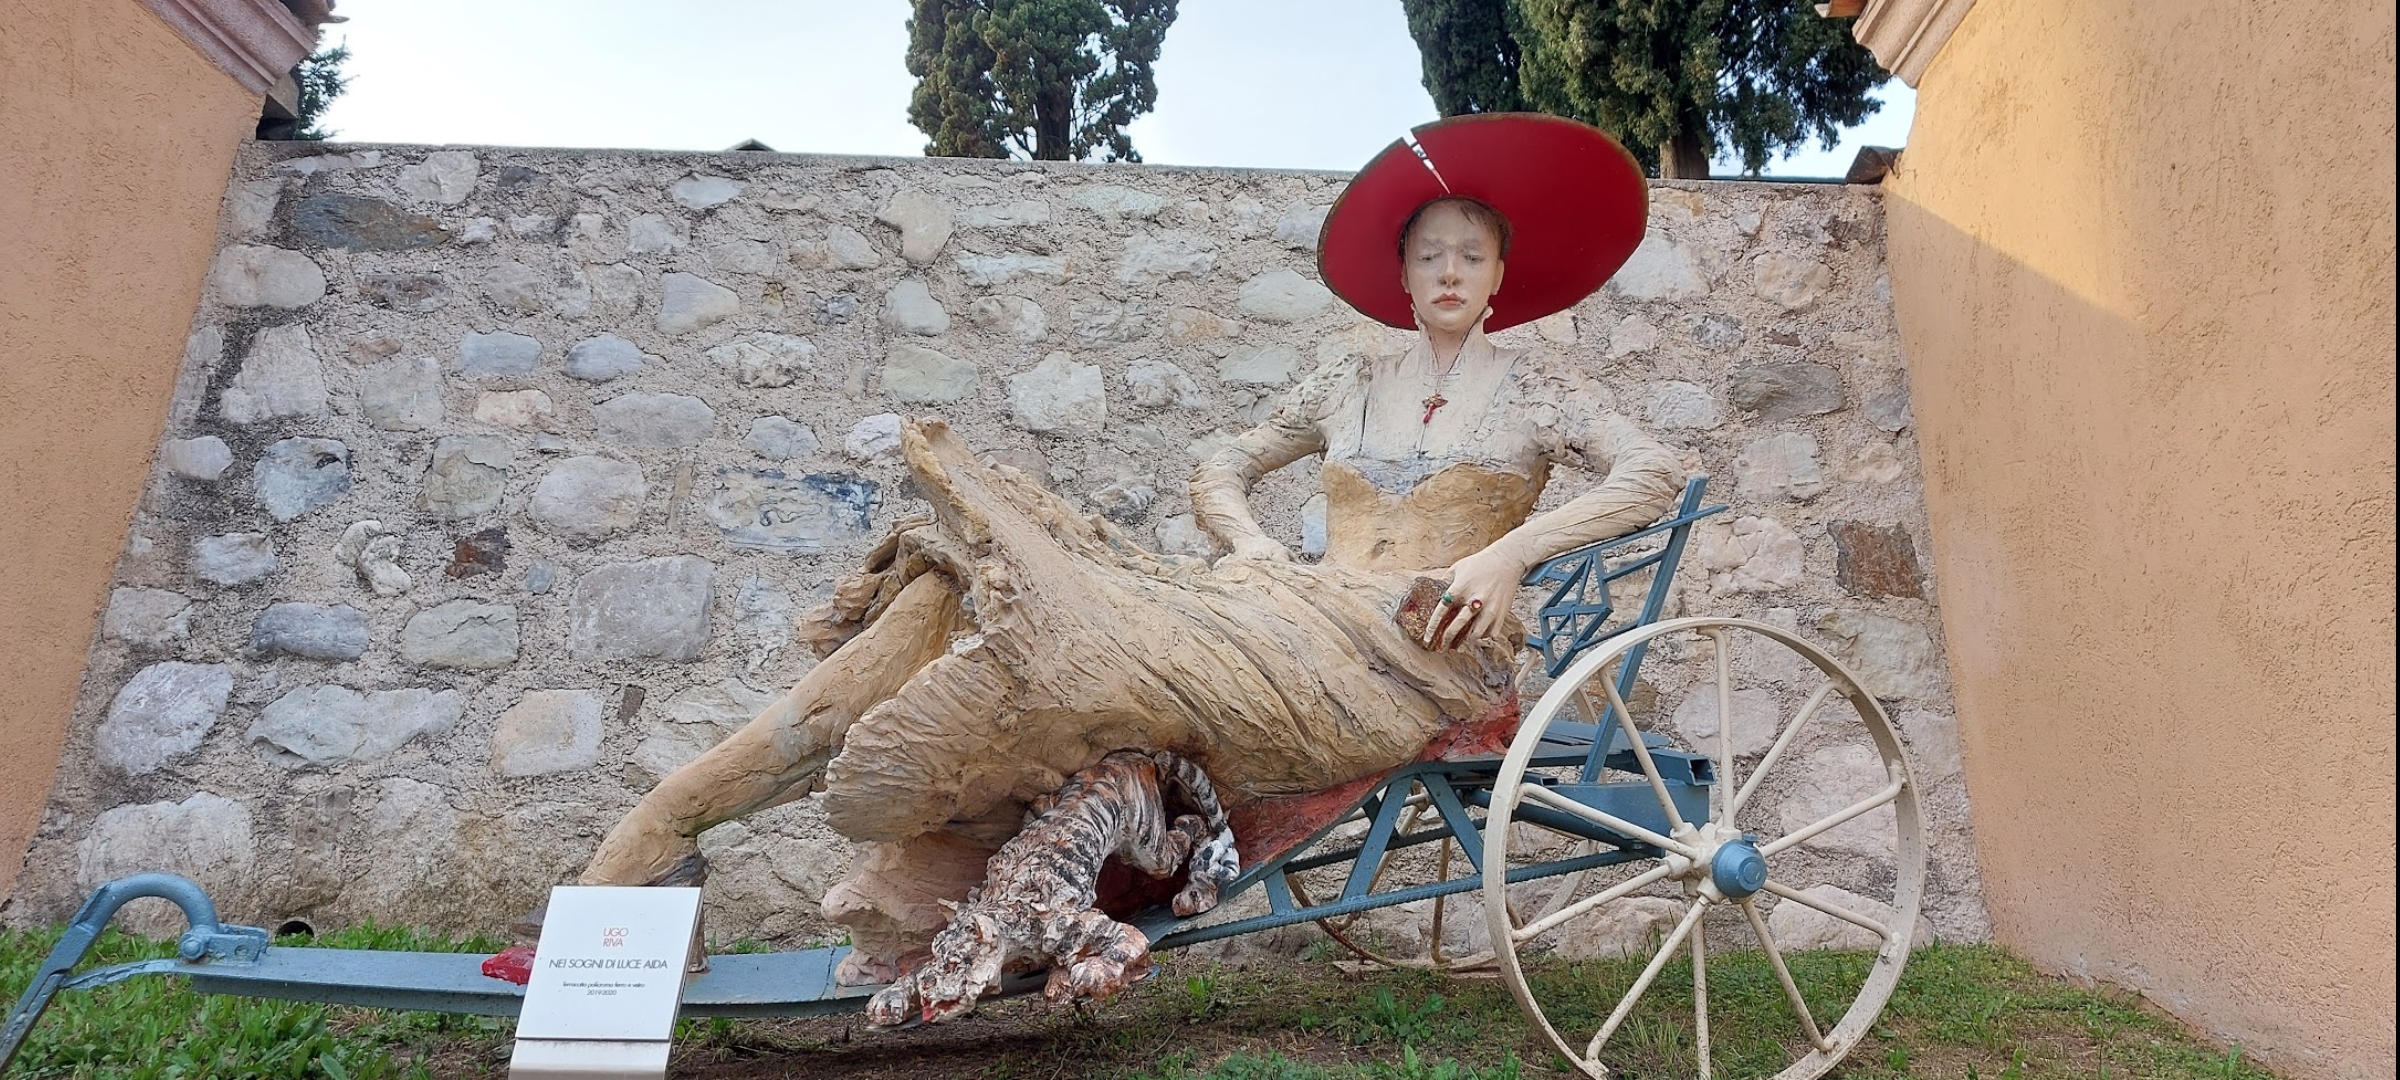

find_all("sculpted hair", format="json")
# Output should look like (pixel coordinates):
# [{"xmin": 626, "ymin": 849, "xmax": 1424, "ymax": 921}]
[{"xmin": 1398, "ymin": 196, "xmax": 1514, "ymax": 259}]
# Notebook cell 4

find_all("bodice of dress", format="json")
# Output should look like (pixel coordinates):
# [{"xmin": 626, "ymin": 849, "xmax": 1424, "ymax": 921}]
[{"xmin": 1191, "ymin": 329, "xmax": 1685, "ymax": 576}]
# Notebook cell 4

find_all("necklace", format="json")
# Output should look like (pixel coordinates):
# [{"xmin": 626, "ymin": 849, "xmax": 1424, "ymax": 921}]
[{"xmin": 1420, "ymin": 338, "xmax": 1467, "ymax": 425}]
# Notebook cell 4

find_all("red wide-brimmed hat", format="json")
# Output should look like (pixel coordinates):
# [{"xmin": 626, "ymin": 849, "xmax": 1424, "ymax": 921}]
[{"xmin": 1317, "ymin": 113, "xmax": 1648, "ymax": 334}]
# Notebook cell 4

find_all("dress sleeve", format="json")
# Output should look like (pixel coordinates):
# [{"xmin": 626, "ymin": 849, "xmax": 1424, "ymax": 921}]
[
  {"xmin": 1488, "ymin": 356, "xmax": 1686, "ymax": 565},
  {"xmin": 1189, "ymin": 356, "xmax": 1346, "ymax": 552}
]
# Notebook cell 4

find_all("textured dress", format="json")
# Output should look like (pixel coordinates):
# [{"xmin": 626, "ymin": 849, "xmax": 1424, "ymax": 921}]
[{"xmin": 805, "ymin": 337, "xmax": 1683, "ymax": 903}]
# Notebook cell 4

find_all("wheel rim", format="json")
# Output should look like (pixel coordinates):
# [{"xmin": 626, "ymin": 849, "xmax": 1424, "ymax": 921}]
[{"xmin": 1482, "ymin": 616, "xmax": 1927, "ymax": 1080}]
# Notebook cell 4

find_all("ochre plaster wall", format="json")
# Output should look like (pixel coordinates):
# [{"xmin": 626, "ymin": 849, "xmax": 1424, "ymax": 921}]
[
  {"xmin": 1882, "ymin": 2, "xmax": 2396, "ymax": 1077},
  {"xmin": 0, "ymin": 0, "xmax": 265, "ymax": 896}
]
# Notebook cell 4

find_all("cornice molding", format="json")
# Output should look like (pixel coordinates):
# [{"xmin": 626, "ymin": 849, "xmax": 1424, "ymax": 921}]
[
  {"xmin": 1852, "ymin": 0, "xmax": 1977, "ymax": 87},
  {"xmin": 139, "ymin": 0, "xmax": 318, "ymax": 96}
]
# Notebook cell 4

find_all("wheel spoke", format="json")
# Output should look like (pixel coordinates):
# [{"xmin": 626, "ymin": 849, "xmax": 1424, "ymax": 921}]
[
  {"xmin": 1762, "ymin": 880, "xmax": 1893, "ymax": 940},
  {"xmin": 1588, "ymin": 664, "xmax": 1690, "ymax": 830},
  {"xmin": 1727, "ymin": 681, "xmax": 1836, "ymax": 822},
  {"xmin": 1519, "ymin": 785, "xmax": 1700, "ymax": 860},
  {"xmin": 1513, "ymin": 862, "xmax": 1676, "ymax": 943},
  {"xmin": 1692, "ymin": 914, "xmax": 1713, "ymax": 1080},
  {"xmin": 1587, "ymin": 898, "xmax": 1707, "ymax": 1059},
  {"xmin": 1707, "ymin": 628, "xmax": 1735, "ymax": 824},
  {"xmin": 1742, "ymin": 899, "xmax": 1831, "ymax": 1052},
  {"xmin": 1519, "ymin": 840, "xmax": 1600, "ymax": 928},
  {"xmin": 1760, "ymin": 774, "xmax": 1904, "ymax": 858}
]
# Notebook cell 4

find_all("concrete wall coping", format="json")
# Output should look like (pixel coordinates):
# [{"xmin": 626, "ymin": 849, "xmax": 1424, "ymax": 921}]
[{"xmin": 138, "ymin": 0, "xmax": 317, "ymax": 95}]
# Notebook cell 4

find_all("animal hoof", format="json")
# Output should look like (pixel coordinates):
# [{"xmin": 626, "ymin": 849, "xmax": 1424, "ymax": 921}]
[{"xmin": 865, "ymin": 984, "xmax": 915, "ymax": 1028}]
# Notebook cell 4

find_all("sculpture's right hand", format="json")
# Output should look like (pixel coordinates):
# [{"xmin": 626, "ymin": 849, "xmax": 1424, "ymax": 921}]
[{"xmin": 1225, "ymin": 535, "xmax": 1294, "ymax": 563}]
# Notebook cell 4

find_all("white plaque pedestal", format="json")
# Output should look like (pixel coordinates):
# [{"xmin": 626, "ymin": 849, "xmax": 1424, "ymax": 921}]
[{"xmin": 509, "ymin": 886, "xmax": 704, "ymax": 1079}]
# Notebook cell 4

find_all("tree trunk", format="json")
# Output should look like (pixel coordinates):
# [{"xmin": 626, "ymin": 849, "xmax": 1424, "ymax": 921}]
[
  {"xmin": 1659, "ymin": 129, "xmax": 1712, "ymax": 180},
  {"xmin": 1033, "ymin": 84, "xmax": 1073, "ymax": 161}
]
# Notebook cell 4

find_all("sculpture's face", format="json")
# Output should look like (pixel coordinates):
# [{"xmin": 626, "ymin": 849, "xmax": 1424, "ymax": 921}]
[{"xmin": 1402, "ymin": 201, "xmax": 1506, "ymax": 338}]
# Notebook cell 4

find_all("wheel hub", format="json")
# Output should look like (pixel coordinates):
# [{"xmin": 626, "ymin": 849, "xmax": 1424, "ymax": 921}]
[{"xmin": 1667, "ymin": 821, "xmax": 1767, "ymax": 902}]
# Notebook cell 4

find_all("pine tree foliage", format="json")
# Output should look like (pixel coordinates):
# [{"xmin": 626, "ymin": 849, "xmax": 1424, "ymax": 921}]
[
  {"xmin": 905, "ymin": 0, "xmax": 1178, "ymax": 163},
  {"xmin": 1401, "ymin": 0, "xmax": 1525, "ymax": 115},
  {"xmin": 1407, "ymin": 0, "xmax": 1886, "ymax": 179},
  {"xmin": 294, "ymin": 43, "xmax": 350, "ymax": 141}
]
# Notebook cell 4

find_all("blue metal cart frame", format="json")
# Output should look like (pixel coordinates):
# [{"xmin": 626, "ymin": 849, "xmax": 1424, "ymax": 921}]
[{"xmin": 2, "ymin": 478, "xmax": 1727, "ymax": 1070}]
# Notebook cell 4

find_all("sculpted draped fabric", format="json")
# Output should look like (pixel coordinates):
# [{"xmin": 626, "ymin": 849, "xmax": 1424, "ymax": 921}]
[{"xmin": 577, "ymin": 331, "xmax": 1681, "ymax": 978}]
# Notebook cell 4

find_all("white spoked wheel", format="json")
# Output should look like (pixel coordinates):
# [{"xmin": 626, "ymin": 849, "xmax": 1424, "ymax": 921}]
[{"xmin": 1484, "ymin": 617, "xmax": 1926, "ymax": 1080}]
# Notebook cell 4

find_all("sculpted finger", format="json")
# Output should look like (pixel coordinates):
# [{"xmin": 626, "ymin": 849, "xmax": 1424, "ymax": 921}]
[
  {"xmin": 1424, "ymin": 601, "xmax": 1457, "ymax": 647},
  {"xmin": 1445, "ymin": 601, "xmax": 1482, "ymax": 650}
]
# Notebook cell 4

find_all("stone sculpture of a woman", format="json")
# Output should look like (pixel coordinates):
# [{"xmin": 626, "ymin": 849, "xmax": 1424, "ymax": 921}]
[{"xmin": 566, "ymin": 114, "xmax": 1684, "ymax": 981}]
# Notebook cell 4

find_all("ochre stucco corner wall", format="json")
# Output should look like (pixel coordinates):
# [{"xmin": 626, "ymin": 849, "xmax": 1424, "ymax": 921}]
[
  {"xmin": 0, "ymin": 0, "xmax": 266, "ymax": 896},
  {"xmin": 1881, "ymin": 2, "xmax": 2397, "ymax": 1078}
]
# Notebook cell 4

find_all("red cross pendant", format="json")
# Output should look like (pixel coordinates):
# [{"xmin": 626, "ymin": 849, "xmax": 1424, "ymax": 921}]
[{"xmin": 1421, "ymin": 393, "xmax": 1448, "ymax": 424}]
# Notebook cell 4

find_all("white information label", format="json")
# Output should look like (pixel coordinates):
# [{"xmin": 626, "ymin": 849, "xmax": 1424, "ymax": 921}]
[{"xmin": 514, "ymin": 885, "xmax": 702, "ymax": 1043}]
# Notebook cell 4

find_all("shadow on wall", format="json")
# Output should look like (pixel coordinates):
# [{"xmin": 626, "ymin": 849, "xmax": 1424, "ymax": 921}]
[{"xmin": 1879, "ymin": 188, "xmax": 2396, "ymax": 1080}]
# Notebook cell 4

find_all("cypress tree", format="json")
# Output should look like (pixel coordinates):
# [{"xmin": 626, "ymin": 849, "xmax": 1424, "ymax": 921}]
[
  {"xmin": 1405, "ymin": 0, "xmax": 1888, "ymax": 179},
  {"xmin": 905, "ymin": 0, "xmax": 1178, "ymax": 163},
  {"xmin": 1400, "ymin": 0, "xmax": 1526, "ymax": 115}
]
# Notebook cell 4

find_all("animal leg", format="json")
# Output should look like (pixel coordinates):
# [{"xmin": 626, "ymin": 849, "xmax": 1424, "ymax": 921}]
[
  {"xmin": 1154, "ymin": 752, "xmax": 1242, "ymax": 916},
  {"xmin": 865, "ymin": 971, "xmax": 924, "ymax": 1029},
  {"xmin": 1062, "ymin": 918, "xmax": 1153, "ymax": 1002}
]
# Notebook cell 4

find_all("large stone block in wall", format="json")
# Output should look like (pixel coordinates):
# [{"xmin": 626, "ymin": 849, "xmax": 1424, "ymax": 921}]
[
  {"xmin": 567, "ymin": 334, "xmax": 650, "ymax": 382},
  {"xmin": 95, "ymin": 662, "xmax": 233, "ymax": 775},
  {"xmin": 250, "ymin": 602, "xmax": 369, "ymax": 660},
  {"xmin": 657, "ymin": 272, "xmax": 739, "ymax": 335},
  {"xmin": 957, "ymin": 252, "xmax": 1071, "ymax": 287},
  {"xmin": 420, "ymin": 436, "xmax": 510, "ymax": 519},
  {"xmin": 456, "ymin": 331, "xmax": 543, "ymax": 377},
  {"xmin": 1817, "ymin": 611, "xmax": 1942, "ymax": 700},
  {"xmin": 1008, "ymin": 354, "xmax": 1107, "ymax": 434},
  {"xmin": 702, "ymin": 470, "xmax": 878, "ymax": 552},
  {"xmin": 876, "ymin": 189, "xmax": 954, "ymax": 264},
  {"xmin": 708, "ymin": 335, "xmax": 814, "ymax": 389},
  {"xmin": 882, "ymin": 343, "xmax": 978, "ymax": 404},
  {"xmin": 594, "ymin": 393, "xmax": 717, "ymax": 448},
  {"xmin": 530, "ymin": 456, "xmax": 647, "ymax": 538},
  {"xmin": 248, "ymin": 685, "xmax": 462, "ymax": 765},
  {"xmin": 1830, "ymin": 522, "xmax": 1926, "ymax": 599},
  {"xmin": 162, "ymin": 437, "xmax": 234, "ymax": 481},
  {"xmin": 209, "ymin": 245, "xmax": 326, "ymax": 308},
  {"xmin": 1607, "ymin": 231, "xmax": 1709, "ymax": 301},
  {"xmin": 217, "ymin": 325, "xmax": 328, "ymax": 424},
  {"xmin": 103, "ymin": 587, "xmax": 192, "ymax": 646},
  {"xmin": 880, "ymin": 280, "xmax": 951, "ymax": 335},
  {"xmin": 401, "ymin": 600, "xmax": 520, "ymax": 670},
  {"xmin": 491, "ymin": 689, "xmax": 605, "ymax": 776},
  {"xmin": 287, "ymin": 192, "xmax": 451, "ymax": 250},
  {"xmin": 77, "ymin": 794, "xmax": 254, "ymax": 933},
  {"xmin": 1729, "ymin": 363, "xmax": 1844, "ymax": 421},
  {"xmin": 568, "ymin": 556, "xmax": 715, "ymax": 662},
  {"xmin": 1117, "ymin": 231, "xmax": 1217, "ymax": 284},
  {"xmin": 1735, "ymin": 433, "xmax": 1825, "ymax": 502},
  {"xmin": 1236, "ymin": 270, "xmax": 1333, "ymax": 323},
  {"xmin": 251, "ymin": 438, "xmax": 352, "ymax": 521},
  {"xmin": 397, "ymin": 150, "xmax": 478, "ymax": 205},
  {"xmin": 192, "ymin": 533, "xmax": 277, "ymax": 586},
  {"xmin": 360, "ymin": 356, "xmax": 445, "ymax": 430}
]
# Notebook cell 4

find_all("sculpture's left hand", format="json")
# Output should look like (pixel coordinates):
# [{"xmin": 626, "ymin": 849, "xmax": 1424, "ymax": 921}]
[{"xmin": 1424, "ymin": 543, "xmax": 1527, "ymax": 651}]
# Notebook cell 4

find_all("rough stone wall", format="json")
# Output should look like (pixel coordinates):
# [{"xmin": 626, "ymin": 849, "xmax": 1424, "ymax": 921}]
[{"xmin": 3, "ymin": 141, "xmax": 1988, "ymax": 953}]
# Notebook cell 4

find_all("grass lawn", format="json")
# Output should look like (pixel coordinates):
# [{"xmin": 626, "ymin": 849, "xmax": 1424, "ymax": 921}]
[{"xmin": 1, "ymin": 926, "xmax": 2281, "ymax": 1079}]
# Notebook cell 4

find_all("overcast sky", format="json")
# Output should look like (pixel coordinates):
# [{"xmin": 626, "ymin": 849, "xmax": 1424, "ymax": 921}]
[{"xmin": 315, "ymin": 0, "xmax": 1913, "ymax": 177}]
